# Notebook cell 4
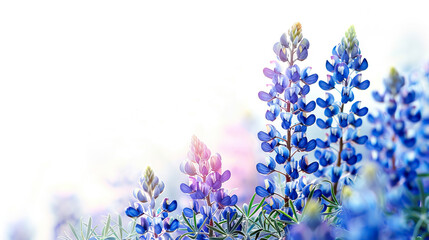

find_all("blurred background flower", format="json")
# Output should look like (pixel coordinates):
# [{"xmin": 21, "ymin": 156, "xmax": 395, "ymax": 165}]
[{"xmin": 1, "ymin": 0, "xmax": 429, "ymax": 239}]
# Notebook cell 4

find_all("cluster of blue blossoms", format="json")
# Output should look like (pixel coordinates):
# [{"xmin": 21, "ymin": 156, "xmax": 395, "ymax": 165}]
[
  {"xmin": 125, "ymin": 167, "xmax": 179, "ymax": 239},
  {"xmin": 314, "ymin": 25, "xmax": 369, "ymax": 194},
  {"xmin": 116, "ymin": 23, "xmax": 429, "ymax": 240},
  {"xmin": 256, "ymin": 24, "xmax": 371, "ymax": 218},
  {"xmin": 367, "ymin": 67, "xmax": 426, "ymax": 192},
  {"xmin": 256, "ymin": 22, "xmax": 322, "ymax": 214}
]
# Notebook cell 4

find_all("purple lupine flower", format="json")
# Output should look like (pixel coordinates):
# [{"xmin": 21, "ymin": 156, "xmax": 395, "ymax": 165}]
[
  {"xmin": 180, "ymin": 136, "xmax": 235, "ymax": 204},
  {"xmin": 179, "ymin": 136, "xmax": 238, "ymax": 238}
]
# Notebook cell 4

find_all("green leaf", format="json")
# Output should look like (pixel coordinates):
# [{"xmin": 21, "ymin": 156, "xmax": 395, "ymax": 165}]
[
  {"xmin": 206, "ymin": 224, "xmax": 224, "ymax": 235},
  {"xmin": 102, "ymin": 215, "xmax": 111, "ymax": 237},
  {"xmin": 231, "ymin": 214, "xmax": 244, "ymax": 232},
  {"xmin": 307, "ymin": 184, "xmax": 319, "ymax": 200},
  {"xmin": 226, "ymin": 211, "xmax": 231, "ymax": 232},
  {"xmin": 213, "ymin": 221, "xmax": 226, "ymax": 233},
  {"xmin": 86, "ymin": 218, "xmax": 92, "ymax": 239},
  {"xmin": 80, "ymin": 220, "xmax": 84, "ymax": 240},
  {"xmin": 68, "ymin": 223, "xmax": 80, "ymax": 240},
  {"xmin": 234, "ymin": 204, "xmax": 246, "ymax": 217},
  {"xmin": 213, "ymin": 221, "xmax": 227, "ymax": 234},
  {"xmin": 250, "ymin": 199, "xmax": 266, "ymax": 218},
  {"xmin": 178, "ymin": 232, "xmax": 194, "ymax": 240},
  {"xmin": 248, "ymin": 193, "xmax": 257, "ymax": 215},
  {"xmin": 417, "ymin": 173, "xmax": 429, "ymax": 178},
  {"xmin": 321, "ymin": 195, "xmax": 336, "ymax": 205},
  {"xmin": 288, "ymin": 199, "xmax": 299, "ymax": 222},
  {"xmin": 273, "ymin": 209, "xmax": 297, "ymax": 223},
  {"xmin": 118, "ymin": 215, "xmax": 123, "ymax": 239},
  {"xmin": 418, "ymin": 179, "xmax": 426, "ymax": 213},
  {"xmin": 197, "ymin": 216, "xmax": 208, "ymax": 232},
  {"xmin": 193, "ymin": 212, "xmax": 198, "ymax": 229},
  {"xmin": 182, "ymin": 212, "xmax": 194, "ymax": 230}
]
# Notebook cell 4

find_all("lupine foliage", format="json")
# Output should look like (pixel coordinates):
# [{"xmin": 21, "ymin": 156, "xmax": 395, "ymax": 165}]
[{"xmin": 65, "ymin": 23, "xmax": 429, "ymax": 240}]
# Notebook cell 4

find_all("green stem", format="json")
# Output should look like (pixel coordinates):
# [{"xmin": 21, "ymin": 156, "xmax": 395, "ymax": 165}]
[{"xmin": 333, "ymin": 104, "xmax": 344, "ymax": 196}]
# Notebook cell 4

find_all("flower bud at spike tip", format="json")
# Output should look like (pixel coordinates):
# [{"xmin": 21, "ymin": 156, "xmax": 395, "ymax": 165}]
[
  {"xmin": 210, "ymin": 153, "xmax": 222, "ymax": 173},
  {"xmin": 184, "ymin": 161, "xmax": 197, "ymax": 176},
  {"xmin": 342, "ymin": 25, "xmax": 359, "ymax": 54},
  {"xmin": 289, "ymin": 22, "xmax": 303, "ymax": 46},
  {"xmin": 144, "ymin": 167, "xmax": 155, "ymax": 186}
]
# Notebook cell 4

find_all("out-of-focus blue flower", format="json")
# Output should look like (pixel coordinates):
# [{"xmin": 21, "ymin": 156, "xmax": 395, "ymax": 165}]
[
  {"xmin": 367, "ymin": 68, "xmax": 425, "ymax": 193},
  {"xmin": 338, "ymin": 163, "xmax": 414, "ymax": 240},
  {"xmin": 289, "ymin": 200, "xmax": 335, "ymax": 240}
]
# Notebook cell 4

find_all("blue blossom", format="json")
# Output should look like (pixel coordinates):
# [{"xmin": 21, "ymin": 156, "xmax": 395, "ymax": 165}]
[{"xmin": 255, "ymin": 179, "xmax": 276, "ymax": 198}]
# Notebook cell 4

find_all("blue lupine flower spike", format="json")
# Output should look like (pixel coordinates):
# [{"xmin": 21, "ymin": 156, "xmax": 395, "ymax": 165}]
[
  {"xmin": 257, "ymin": 22, "xmax": 322, "ymax": 214},
  {"xmin": 125, "ymin": 166, "xmax": 179, "ymax": 239},
  {"xmin": 315, "ymin": 26, "xmax": 370, "ymax": 196}
]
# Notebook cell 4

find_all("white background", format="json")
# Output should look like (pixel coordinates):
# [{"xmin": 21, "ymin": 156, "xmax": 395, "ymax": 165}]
[{"xmin": 1, "ymin": 0, "xmax": 428, "ymax": 239}]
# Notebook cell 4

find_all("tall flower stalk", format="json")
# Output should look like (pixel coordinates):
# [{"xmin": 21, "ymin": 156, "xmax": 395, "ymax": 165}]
[
  {"xmin": 125, "ymin": 167, "xmax": 179, "ymax": 239},
  {"xmin": 257, "ymin": 22, "xmax": 321, "ymax": 213},
  {"xmin": 179, "ymin": 136, "xmax": 237, "ymax": 239},
  {"xmin": 367, "ymin": 68, "xmax": 422, "ymax": 192},
  {"xmin": 315, "ymin": 26, "xmax": 369, "ymax": 195}
]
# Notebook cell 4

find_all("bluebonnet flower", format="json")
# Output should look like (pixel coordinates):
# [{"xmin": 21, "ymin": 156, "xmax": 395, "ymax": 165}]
[
  {"xmin": 367, "ymin": 68, "xmax": 423, "ymax": 192},
  {"xmin": 288, "ymin": 200, "xmax": 335, "ymax": 240},
  {"xmin": 125, "ymin": 166, "xmax": 179, "ymax": 239},
  {"xmin": 315, "ymin": 26, "xmax": 369, "ymax": 195},
  {"xmin": 257, "ymin": 23, "xmax": 321, "ymax": 214},
  {"xmin": 338, "ymin": 163, "xmax": 413, "ymax": 240},
  {"xmin": 179, "ymin": 136, "xmax": 238, "ymax": 238}
]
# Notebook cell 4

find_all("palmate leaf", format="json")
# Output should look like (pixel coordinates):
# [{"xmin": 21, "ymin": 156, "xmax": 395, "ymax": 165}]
[
  {"xmin": 213, "ymin": 221, "xmax": 227, "ymax": 234},
  {"xmin": 230, "ymin": 214, "xmax": 244, "ymax": 233},
  {"xmin": 206, "ymin": 225, "xmax": 225, "ymax": 235},
  {"xmin": 179, "ymin": 212, "xmax": 209, "ymax": 240},
  {"xmin": 181, "ymin": 212, "xmax": 194, "ymax": 230}
]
